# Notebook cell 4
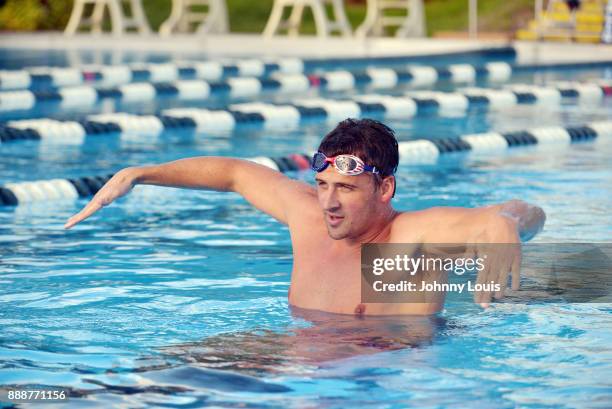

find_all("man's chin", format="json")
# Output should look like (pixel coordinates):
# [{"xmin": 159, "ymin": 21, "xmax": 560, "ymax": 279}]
[{"xmin": 326, "ymin": 226, "xmax": 348, "ymax": 240}]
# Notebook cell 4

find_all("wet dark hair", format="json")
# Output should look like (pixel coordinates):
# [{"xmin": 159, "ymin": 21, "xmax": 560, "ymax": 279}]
[{"xmin": 317, "ymin": 118, "xmax": 399, "ymax": 196}]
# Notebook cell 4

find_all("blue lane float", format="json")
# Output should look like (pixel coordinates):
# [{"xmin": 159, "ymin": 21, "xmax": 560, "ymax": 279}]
[
  {"xmin": 0, "ymin": 46, "xmax": 516, "ymax": 91},
  {"xmin": 0, "ymin": 62, "xmax": 513, "ymax": 113},
  {"xmin": 1, "ymin": 81, "xmax": 611, "ymax": 143},
  {"xmin": 0, "ymin": 75, "xmax": 311, "ymax": 112},
  {"xmin": 310, "ymin": 62, "xmax": 512, "ymax": 90},
  {"xmin": 2, "ymin": 61, "xmax": 611, "ymax": 114},
  {"xmin": 1, "ymin": 120, "xmax": 610, "ymax": 206},
  {"xmin": 0, "ymin": 59, "xmax": 306, "ymax": 91}
]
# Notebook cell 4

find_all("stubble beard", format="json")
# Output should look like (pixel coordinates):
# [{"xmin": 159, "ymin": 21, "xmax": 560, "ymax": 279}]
[{"xmin": 326, "ymin": 218, "xmax": 352, "ymax": 240}]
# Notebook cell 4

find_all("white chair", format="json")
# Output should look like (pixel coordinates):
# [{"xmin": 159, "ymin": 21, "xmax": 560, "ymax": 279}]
[
  {"xmin": 64, "ymin": 0, "xmax": 151, "ymax": 36},
  {"xmin": 355, "ymin": 0, "xmax": 425, "ymax": 38},
  {"xmin": 159, "ymin": 0, "xmax": 229, "ymax": 36},
  {"xmin": 263, "ymin": 0, "xmax": 352, "ymax": 38}
]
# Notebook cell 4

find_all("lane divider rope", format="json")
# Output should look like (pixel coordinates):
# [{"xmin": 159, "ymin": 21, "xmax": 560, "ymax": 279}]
[
  {"xmin": 0, "ymin": 47, "xmax": 517, "ymax": 91},
  {"xmin": 3, "ymin": 63, "xmax": 611, "ymax": 114},
  {"xmin": 0, "ymin": 62, "xmax": 514, "ymax": 112},
  {"xmin": 1, "ymin": 120, "xmax": 610, "ymax": 206},
  {"xmin": 1, "ymin": 82, "xmax": 610, "ymax": 143},
  {"xmin": 0, "ymin": 59, "xmax": 305, "ymax": 91}
]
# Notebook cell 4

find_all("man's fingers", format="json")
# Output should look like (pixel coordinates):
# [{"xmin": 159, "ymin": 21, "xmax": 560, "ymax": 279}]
[
  {"xmin": 494, "ymin": 248, "xmax": 514, "ymax": 299},
  {"xmin": 511, "ymin": 247, "xmax": 522, "ymax": 291},
  {"xmin": 62, "ymin": 170, "xmax": 135, "ymax": 229},
  {"xmin": 475, "ymin": 244, "xmax": 511, "ymax": 304},
  {"xmin": 474, "ymin": 246, "xmax": 493, "ymax": 305},
  {"xmin": 64, "ymin": 199, "xmax": 103, "ymax": 229},
  {"xmin": 494, "ymin": 258, "xmax": 512, "ymax": 299},
  {"xmin": 485, "ymin": 251, "xmax": 505, "ymax": 303}
]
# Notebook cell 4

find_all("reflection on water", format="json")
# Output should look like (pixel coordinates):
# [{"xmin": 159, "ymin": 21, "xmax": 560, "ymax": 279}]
[
  {"xmin": 38, "ymin": 308, "xmax": 450, "ymax": 402},
  {"xmin": 502, "ymin": 243, "xmax": 612, "ymax": 304},
  {"xmin": 158, "ymin": 306, "xmax": 447, "ymax": 377}
]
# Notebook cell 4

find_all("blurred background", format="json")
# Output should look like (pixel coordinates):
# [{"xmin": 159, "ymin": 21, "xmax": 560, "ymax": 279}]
[{"xmin": 0, "ymin": 0, "xmax": 608, "ymax": 43}]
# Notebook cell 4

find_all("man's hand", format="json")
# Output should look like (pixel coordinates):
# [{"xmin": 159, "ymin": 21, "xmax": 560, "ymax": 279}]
[
  {"xmin": 64, "ymin": 168, "xmax": 138, "ymax": 229},
  {"xmin": 471, "ymin": 215, "xmax": 522, "ymax": 308}
]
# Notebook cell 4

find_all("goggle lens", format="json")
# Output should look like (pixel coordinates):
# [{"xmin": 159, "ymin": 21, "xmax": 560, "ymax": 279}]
[
  {"xmin": 311, "ymin": 152, "xmax": 329, "ymax": 171},
  {"xmin": 335, "ymin": 156, "xmax": 357, "ymax": 172}
]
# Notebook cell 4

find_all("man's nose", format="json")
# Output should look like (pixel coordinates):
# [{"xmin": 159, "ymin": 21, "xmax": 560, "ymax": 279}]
[{"xmin": 321, "ymin": 187, "xmax": 341, "ymax": 211}]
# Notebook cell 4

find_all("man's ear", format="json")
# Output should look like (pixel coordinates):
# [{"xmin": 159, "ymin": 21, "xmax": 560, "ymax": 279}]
[{"xmin": 380, "ymin": 176, "xmax": 395, "ymax": 201}]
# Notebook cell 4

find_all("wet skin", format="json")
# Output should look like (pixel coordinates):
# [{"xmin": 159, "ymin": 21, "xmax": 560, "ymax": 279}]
[{"xmin": 64, "ymin": 157, "xmax": 545, "ymax": 315}]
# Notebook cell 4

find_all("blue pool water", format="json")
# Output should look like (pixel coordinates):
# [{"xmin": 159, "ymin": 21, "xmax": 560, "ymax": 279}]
[{"xmin": 1, "ymin": 49, "xmax": 612, "ymax": 408}]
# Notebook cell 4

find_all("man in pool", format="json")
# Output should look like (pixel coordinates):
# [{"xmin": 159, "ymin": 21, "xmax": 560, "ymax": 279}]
[{"xmin": 64, "ymin": 119, "xmax": 546, "ymax": 315}]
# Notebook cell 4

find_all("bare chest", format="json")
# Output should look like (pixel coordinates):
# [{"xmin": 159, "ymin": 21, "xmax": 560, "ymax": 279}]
[
  {"xmin": 289, "ymin": 241, "xmax": 362, "ymax": 314},
  {"xmin": 286, "ymin": 212, "xmax": 441, "ymax": 315}
]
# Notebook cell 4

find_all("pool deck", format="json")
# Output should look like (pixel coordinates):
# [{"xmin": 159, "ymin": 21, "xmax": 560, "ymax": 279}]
[{"xmin": 1, "ymin": 32, "xmax": 612, "ymax": 66}]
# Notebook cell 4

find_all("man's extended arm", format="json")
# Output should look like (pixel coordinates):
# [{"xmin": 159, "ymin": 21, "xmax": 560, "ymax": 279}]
[
  {"xmin": 64, "ymin": 157, "xmax": 314, "ymax": 229},
  {"xmin": 396, "ymin": 199, "xmax": 546, "ymax": 307},
  {"xmin": 403, "ymin": 199, "xmax": 546, "ymax": 245}
]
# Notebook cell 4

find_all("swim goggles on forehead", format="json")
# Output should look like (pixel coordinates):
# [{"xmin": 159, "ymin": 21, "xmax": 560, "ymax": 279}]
[{"xmin": 311, "ymin": 151, "xmax": 379, "ymax": 176}]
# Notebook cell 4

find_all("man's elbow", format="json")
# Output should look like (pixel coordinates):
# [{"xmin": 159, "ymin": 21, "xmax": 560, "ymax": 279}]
[
  {"xmin": 228, "ymin": 158, "xmax": 266, "ymax": 193},
  {"xmin": 500, "ymin": 199, "xmax": 546, "ymax": 241},
  {"xmin": 531, "ymin": 205, "xmax": 546, "ymax": 233}
]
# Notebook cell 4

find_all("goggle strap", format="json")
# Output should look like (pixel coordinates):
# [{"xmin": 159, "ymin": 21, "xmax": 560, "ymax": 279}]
[{"xmin": 364, "ymin": 165, "xmax": 378, "ymax": 174}]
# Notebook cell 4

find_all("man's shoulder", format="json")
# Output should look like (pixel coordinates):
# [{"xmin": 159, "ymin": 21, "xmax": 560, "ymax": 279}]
[
  {"xmin": 391, "ymin": 205, "xmax": 503, "ymax": 243},
  {"xmin": 278, "ymin": 179, "xmax": 317, "ymax": 208},
  {"xmin": 389, "ymin": 209, "xmax": 433, "ymax": 242},
  {"xmin": 392, "ymin": 207, "xmax": 446, "ymax": 226},
  {"xmin": 284, "ymin": 182, "xmax": 322, "ymax": 224},
  {"xmin": 393, "ymin": 206, "xmax": 483, "ymax": 224},
  {"xmin": 389, "ymin": 206, "xmax": 479, "ymax": 242},
  {"xmin": 285, "ymin": 180, "xmax": 317, "ymax": 206}
]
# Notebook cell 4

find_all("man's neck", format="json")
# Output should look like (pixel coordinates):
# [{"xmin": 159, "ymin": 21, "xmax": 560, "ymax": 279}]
[{"xmin": 342, "ymin": 207, "xmax": 399, "ymax": 249}]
